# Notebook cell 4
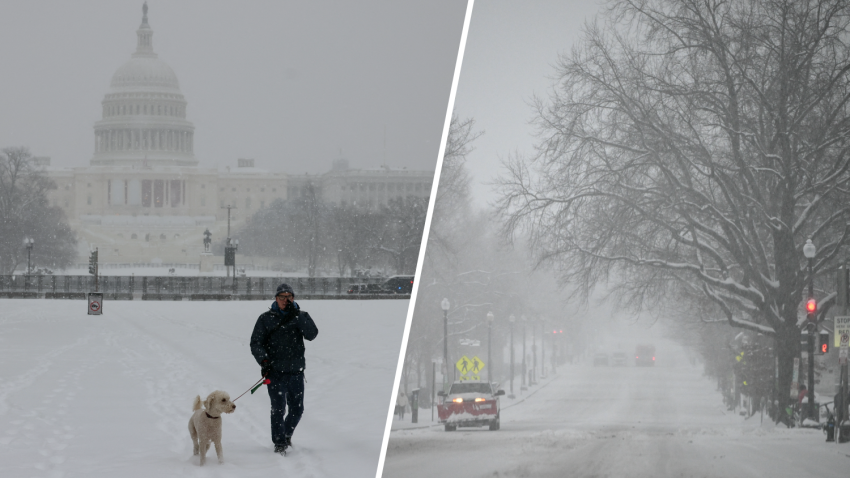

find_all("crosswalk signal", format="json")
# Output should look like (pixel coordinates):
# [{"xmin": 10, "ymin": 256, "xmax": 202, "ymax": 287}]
[{"xmin": 820, "ymin": 332, "xmax": 830, "ymax": 355}]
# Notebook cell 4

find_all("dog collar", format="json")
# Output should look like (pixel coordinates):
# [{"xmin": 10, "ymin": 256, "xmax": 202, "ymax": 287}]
[{"xmin": 205, "ymin": 412, "xmax": 220, "ymax": 419}]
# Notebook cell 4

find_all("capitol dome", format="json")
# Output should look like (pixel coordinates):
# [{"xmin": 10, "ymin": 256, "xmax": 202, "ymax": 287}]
[
  {"xmin": 110, "ymin": 56, "xmax": 181, "ymax": 92},
  {"xmin": 91, "ymin": 2, "xmax": 197, "ymax": 167}
]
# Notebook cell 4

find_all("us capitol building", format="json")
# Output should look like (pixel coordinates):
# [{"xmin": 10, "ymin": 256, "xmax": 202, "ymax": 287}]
[{"xmin": 44, "ymin": 4, "xmax": 432, "ymax": 268}]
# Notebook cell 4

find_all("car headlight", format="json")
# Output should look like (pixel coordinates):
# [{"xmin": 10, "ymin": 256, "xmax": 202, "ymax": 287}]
[
  {"xmin": 474, "ymin": 398, "xmax": 486, "ymax": 402},
  {"xmin": 452, "ymin": 397, "xmax": 463, "ymax": 403}
]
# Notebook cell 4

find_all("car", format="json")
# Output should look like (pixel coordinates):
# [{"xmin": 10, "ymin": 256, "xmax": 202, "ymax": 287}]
[
  {"xmin": 437, "ymin": 380, "xmax": 504, "ymax": 431},
  {"xmin": 593, "ymin": 353, "xmax": 609, "ymax": 366},
  {"xmin": 383, "ymin": 275, "xmax": 414, "ymax": 294},
  {"xmin": 635, "ymin": 344, "xmax": 656, "ymax": 367},
  {"xmin": 612, "ymin": 352, "xmax": 627, "ymax": 366},
  {"xmin": 346, "ymin": 283, "xmax": 390, "ymax": 294}
]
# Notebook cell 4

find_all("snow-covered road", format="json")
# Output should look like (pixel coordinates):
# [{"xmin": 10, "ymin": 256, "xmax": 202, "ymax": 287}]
[
  {"xmin": 383, "ymin": 340, "xmax": 848, "ymax": 477},
  {"xmin": 0, "ymin": 299, "xmax": 407, "ymax": 478}
]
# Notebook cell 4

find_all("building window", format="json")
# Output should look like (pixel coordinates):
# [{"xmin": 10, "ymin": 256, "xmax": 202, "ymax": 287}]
[
  {"xmin": 87, "ymin": 183, "xmax": 91, "ymax": 188},
  {"xmin": 87, "ymin": 196, "xmax": 92, "ymax": 205},
  {"xmin": 272, "ymin": 188, "xmax": 277, "ymax": 192},
  {"xmin": 131, "ymin": 233, "xmax": 137, "ymax": 239},
  {"xmin": 261, "ymin": 200, "xmax": 265, "ymax": 208},
  {"xmin": 261, "ymin": 188, "xmax": 265, "ymax": 192},
  {"xmin": 201, "ymin": 184, "xmax": 205, "ymax": 189},
  {"xmin": 246, "ymin": 197, "xmax": 252, "ymax": 209},
  {"xmin": 201, "ymin": 197, "xmax": 206, "ymax": 207},
  {"xmin": 160, "ymin": 234, "xmax": 166, "ymax": 241},
  {"xmin": 232, "ymin": 188, "xmax": 236, "ymax": 192}
]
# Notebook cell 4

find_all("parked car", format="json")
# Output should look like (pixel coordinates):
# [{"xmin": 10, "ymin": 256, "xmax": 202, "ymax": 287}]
[
  {"xmin": 437, "ymin": 380, "xmax": 504, "ymax": 431},
  {"xmin": 593, "ymin": 353, "xmax": 609, "ymax": 366},
  {"xmin": 346, "ymin": 283, "xmax": 391, "ymax": 294},
  {"xmin": 612, "ymin": 352, "xmax": 627, "ymax": 366},
  {"xmin": 383, "ymin": 275, "xmax": 414, "ymax": 294},
  {"xmin": 635, "ymin": 344, "xmax": 656, "ymax": 367}
]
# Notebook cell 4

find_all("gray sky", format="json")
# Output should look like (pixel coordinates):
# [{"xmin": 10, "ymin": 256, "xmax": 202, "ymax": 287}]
[
  {"xmin": 0, "ymin": 1, "xmax": 467, "ymax": 174},
  {"xmin": 454, "ymin": 0, "xmax": 605, "ymax": 206}
]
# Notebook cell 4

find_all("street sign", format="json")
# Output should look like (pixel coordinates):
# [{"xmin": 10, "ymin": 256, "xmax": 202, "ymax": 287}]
[
  {"xmin": 455, "ymin": 355, "xmax": 485, "ymax": 381},
  {"xmin": 835, "ymin": 316, "xmax": 850, "ymax": 347},
  {"xmin": 87, "ymin": 292, "xmax": 103, "ymax": 316},
  {"xmin": 456, "ymin": 355, "xmax": 472, "ymax": 375}
]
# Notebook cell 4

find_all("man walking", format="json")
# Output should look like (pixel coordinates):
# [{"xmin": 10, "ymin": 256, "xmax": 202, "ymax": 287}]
[{"xmin": 250, "ymin": 283, "xmax": 319, "ymax": 454}]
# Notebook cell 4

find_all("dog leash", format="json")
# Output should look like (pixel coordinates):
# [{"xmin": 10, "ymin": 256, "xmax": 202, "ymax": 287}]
[{"xmin": 233, "ymin": 377, "xmax": 270, "ymax": 402}]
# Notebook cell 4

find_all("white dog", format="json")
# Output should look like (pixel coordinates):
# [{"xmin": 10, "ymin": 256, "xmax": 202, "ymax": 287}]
[{"xmin": 188, "ymin": 390, "xmax": 236, "ymax": 465}]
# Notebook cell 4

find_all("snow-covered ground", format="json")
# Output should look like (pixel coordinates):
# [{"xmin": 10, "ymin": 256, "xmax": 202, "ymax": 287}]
[
  {"xmin": 383, "ymin": 339, "xmax": 848, "ymax": 477},
  {"xmin": 0, "ymin": 299, "xmax": 407, "ymax": 477}
]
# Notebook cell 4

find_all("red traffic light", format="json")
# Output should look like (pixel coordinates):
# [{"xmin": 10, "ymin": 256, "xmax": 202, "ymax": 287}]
[
  {"xmin": 822, "ymin": 343, "xmax": 829, "ymax": 354},
  {"xmin": 806, "ymin": 298, "xmax": 817, "ymax": 314}
]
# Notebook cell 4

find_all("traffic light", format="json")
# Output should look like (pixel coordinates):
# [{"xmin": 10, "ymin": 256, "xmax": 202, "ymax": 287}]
[
  {"xmin": 820, "ymin": 331, "xmax": 830, "ymax": 354},
  {"xmin": 806, "ymin": 298, "xmax": 817, "ymax": 315}
]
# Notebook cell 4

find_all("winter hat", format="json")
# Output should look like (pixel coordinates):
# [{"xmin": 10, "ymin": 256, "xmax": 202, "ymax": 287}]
[{"xmin": 276, "ymin": 283, "xmax": 295, "ymax": 296}]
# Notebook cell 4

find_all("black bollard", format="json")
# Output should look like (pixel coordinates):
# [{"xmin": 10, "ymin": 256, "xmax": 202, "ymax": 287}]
[{"xmin": 411, "ymin": 389, "xmax": 420, "ymax": 424}]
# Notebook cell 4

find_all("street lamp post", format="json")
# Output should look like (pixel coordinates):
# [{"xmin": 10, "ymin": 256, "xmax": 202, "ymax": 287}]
[
  {"xmin": 803, "ymin": 238, "xmax": 817, "ymax": 421},
  {"xmin": 487, "ymin": 312, "xmax": 494, "ymax": 384},
  {"xmin": 509, "ymin": 315, "xmax": 515, "ymax": 397},
  {"xmin": 23, "ymin": 237, "xmax": 34, "ymax": 275},
  {"xmin": 531, "ymin": 317, "xmax": 537, "ymax": 384},
  {"xmin": 541, "ymin": 318, "xmax": 546, "ymax": 379},
  {"xmin": 441, "ymin": 298, "xmax": 450, "ymax": 390},
  {"xmin": 521, "ymin": 315, "xmax": 527, "ymax": 391}
]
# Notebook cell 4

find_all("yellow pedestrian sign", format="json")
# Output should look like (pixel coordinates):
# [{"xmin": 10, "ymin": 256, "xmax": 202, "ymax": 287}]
[
  {"xmin": 456, "ymin": 355, "xmax": 472, "ymax": 375},
  {"xmin": 456, "ymin": 355, "xmax": 486, "ymax": 381}
]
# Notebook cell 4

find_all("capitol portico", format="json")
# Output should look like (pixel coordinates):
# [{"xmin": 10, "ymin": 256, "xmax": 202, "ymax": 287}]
[{"xmin": 44, "ymin": 4, "xmax": 432, "ymax": 268}]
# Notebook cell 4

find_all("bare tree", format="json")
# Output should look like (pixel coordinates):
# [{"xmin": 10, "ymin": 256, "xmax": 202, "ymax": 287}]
[
  {"xmin": 496, "ymin": 0, "xmax": 850, "ymax": 413},
  {"xmin": 0, "ymin": 147, "xmax": 76, "ymax": 273},
  {"xmin": 376, "ymin": 197, "xmax": 428, "ymax": 274}
]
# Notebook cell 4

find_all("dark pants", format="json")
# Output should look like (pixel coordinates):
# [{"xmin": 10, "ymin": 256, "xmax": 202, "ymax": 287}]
[{"xmin": 267, "ymin": 372, "xmax": 304, "ymax": 445}]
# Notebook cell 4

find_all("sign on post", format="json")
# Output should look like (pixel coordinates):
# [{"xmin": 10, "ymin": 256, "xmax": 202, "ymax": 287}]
[
  {"xmin": 87, "ymin": 292, "xmax": 103, "ymax": 315},
  {"xmin": 456, "ymin": 355, "xmax": 486, "ymax": 381},
  {"xmin": 835, "ymin": 316, "xmax": 850, "ymax": 348}
]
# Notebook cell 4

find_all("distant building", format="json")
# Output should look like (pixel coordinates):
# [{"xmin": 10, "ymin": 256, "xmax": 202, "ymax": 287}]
[{"xmin": 44, "ymin": 4, "xmax": 431, "ymax": 266}]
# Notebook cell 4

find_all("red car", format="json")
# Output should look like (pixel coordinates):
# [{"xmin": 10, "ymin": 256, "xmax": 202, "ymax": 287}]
[{"xmin": 437, "ymin": 380, "xmax": 504, "ymax": 431}]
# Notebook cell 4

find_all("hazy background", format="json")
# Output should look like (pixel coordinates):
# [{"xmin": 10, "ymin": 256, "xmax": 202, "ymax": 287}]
[
  {"xmin": 454, "ymin": 0, "xmax": 604, "ymax": 205},
  {"xmin": 0, "ymin": 0, "xmax": 467, "ymax": 173}
]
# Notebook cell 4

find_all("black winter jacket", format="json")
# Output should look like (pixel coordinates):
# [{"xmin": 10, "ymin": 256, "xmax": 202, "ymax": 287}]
[{"xmin": 250, "ymin": 301, "xmax": 319, "ymax": 374}]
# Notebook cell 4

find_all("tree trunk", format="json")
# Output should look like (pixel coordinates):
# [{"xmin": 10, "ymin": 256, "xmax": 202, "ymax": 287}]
[{"xmin": 775, "ymin": 322, "xmax": 801, "ymax": 423}]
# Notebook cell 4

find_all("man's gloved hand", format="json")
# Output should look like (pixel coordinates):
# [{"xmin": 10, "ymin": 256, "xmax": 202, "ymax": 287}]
[{"xmin": 261, "ymin": 360, "xmax": 273, "ymax": 377}]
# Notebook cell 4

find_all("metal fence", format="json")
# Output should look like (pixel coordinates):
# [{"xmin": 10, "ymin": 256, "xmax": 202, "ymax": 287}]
[{"xmin": 0, "ymin": 275, "xmax": 408, "ymax": 300}]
